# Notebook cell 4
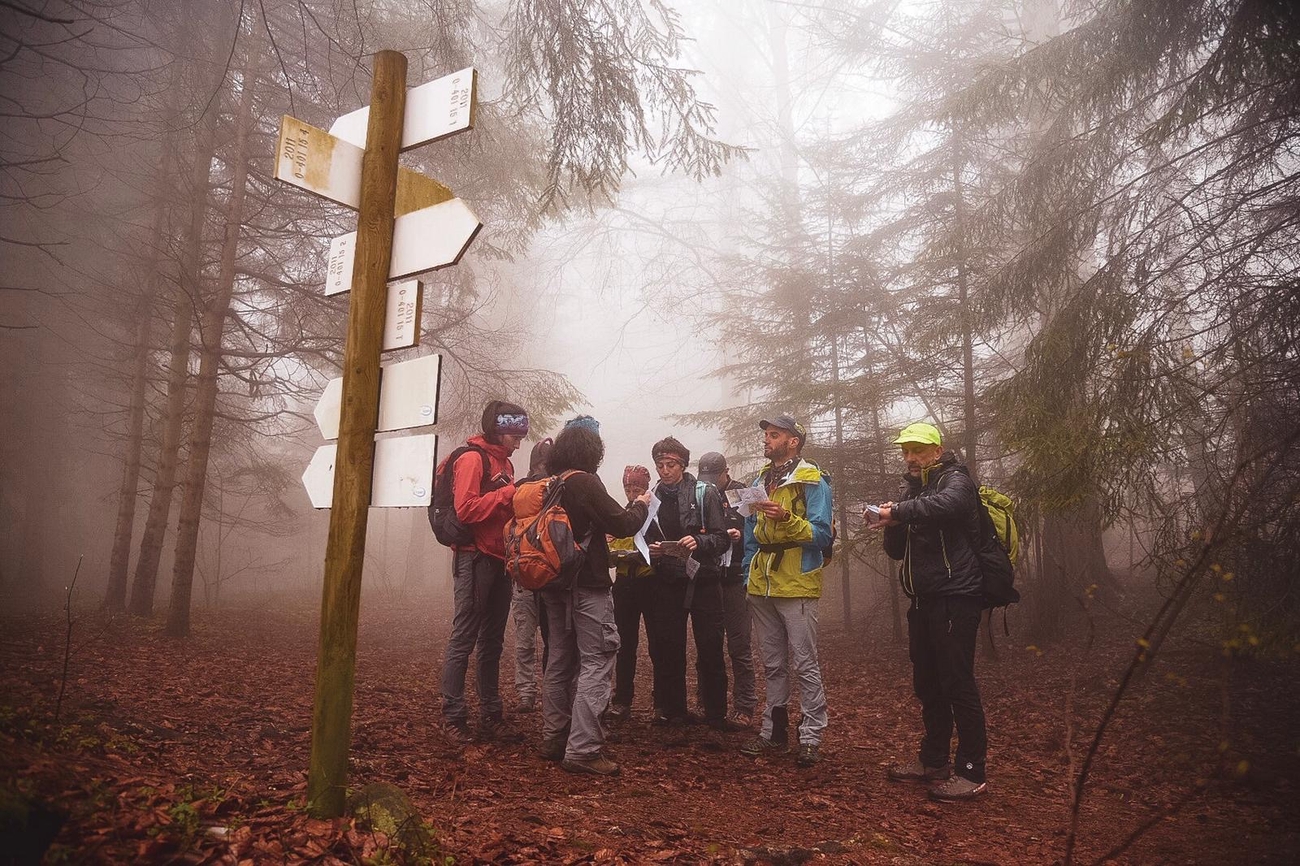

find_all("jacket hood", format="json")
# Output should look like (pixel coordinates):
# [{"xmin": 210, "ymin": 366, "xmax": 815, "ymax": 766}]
[
  {"xmin": 468, "ymin": 433, "xmax": 516, "ymax": 460},
  {"xmin": 761, "ymin": 458, "xmax": 823, "ymax": 487}
]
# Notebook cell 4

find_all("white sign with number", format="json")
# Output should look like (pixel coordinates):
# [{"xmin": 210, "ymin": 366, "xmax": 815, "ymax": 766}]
[
  {"xmin": 330, "ymin": 67, "xmax": 477, "ymax": 151},
  {"xmin": 324, "ymin": 199, "xmax": 481, "ymax": 293},
  {"xmin": 383, "ymin": 279, "xmax": 422, "ymax": 351}
]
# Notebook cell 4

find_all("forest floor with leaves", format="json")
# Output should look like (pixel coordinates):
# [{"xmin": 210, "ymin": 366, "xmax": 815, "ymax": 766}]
[{"xmin": 2, "ymin": 596, "xmax": 1298, "ymax": 864}]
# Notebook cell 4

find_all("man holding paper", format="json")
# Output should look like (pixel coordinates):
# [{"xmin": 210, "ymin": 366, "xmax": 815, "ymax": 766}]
[
  {"xmin": 739, "ymin": 415, "xmax": 833, "ymax": 768},
  {"xmin": 642, "ymin": 437, "xmax": 732, "ymax": 737}
]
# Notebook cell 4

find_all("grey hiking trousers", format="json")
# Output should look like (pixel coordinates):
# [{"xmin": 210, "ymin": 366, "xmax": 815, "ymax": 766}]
[
  {"xmin": 749, "ymin": 594, "xmax": 828, "ymax": 746},
  {"xmin": 540, "ymin": 585, "xmax": 620, "ymax": 760},
  {"xmin": 440, "ymin": 550, "xmax": 511, "ymax": 724}
]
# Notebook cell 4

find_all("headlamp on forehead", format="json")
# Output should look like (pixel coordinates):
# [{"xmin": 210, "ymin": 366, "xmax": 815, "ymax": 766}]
[{"xmin": 496, "ymin": 413, "xmax": 530, "ymax": 436}]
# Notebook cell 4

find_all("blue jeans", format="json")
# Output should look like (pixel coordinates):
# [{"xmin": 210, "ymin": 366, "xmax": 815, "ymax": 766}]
[{"xmin": 440, "ymin": 550, "xmax": 512, "ymax": 724}]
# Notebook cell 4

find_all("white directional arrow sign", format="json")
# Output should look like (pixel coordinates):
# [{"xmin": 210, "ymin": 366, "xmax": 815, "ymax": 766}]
[
  {"xmin": 383, "ymin": 279, "xmax": 423, "ymax": 351},
  {"xmin": 275, "ymin": 118, "xmax": 453, "ymax": 215},
  {"xmin": 324, "ymin": 199, "xmax": 481, "ymax": 295},
  {"xmin": 302, "ymin": 434, "xmax": 437, "ymax": 509},
  {"xmin": 314, "ymin": 353, "xmax": 441, "ymax": 441},
  {"xmin": 330, "ymin": 67, "xmax": 477, "ymax": 151}
]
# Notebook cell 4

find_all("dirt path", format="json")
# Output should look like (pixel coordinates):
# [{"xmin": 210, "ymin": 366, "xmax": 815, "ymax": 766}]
[{"xmin": 2, "ymin": 602, "xmax": 1296, "ymax": 863}]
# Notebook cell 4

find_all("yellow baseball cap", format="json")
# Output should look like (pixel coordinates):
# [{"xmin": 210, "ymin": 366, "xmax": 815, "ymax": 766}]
[{"xmin": 893, "ymin": 422, "xmax": 942, "ymax": 446}]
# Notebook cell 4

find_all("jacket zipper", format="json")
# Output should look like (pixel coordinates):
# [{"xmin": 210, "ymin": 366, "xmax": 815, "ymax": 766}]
[
  {"xmin": 940, "ymin": 529, "xmax": 953, "ymax": 581},
  {"xmin": 903, "ymin": 526, "xmax": 915, "ymax": 597}
]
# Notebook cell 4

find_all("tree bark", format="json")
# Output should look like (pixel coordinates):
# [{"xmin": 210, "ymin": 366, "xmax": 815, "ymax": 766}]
[
  {"xmin": 951, "ymin": 129, "xmax": 978, "ymax": 478},
  {"xmin": 1035, "ymin": 501, "xmax": 1112, "ymax": 640},
  {"xmin": 165, "ymin": 70, "xmax": 256, "ymax": 637},
  {"xmin": 127, "ymin": 103, "xmax": 219, "ymax": 617},
  {"xmin": 104, "ymin": 180, "xmax": 170, "ymax": 612}
]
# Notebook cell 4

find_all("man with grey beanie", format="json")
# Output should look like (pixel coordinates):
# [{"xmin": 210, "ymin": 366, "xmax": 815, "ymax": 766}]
[{"xmin": 698, "ymin": 452, "xmax": 757, "ymax": 727}]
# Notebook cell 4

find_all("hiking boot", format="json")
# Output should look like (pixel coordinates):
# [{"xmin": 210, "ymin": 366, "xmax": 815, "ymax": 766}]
[
  {"xmin": 706, "ymin": 716, "xmax": 742, "ymax": 732},
  {"xmin": 517, "ymin": 696, "xmax": 538, "ymax": 713},
  {"xmin": 443, "ymin": 719, "xmax": 474, "ymax": 745},
  {"xmin": 738, "ymin": 735, "xmax": 789, "ymax": 757},
  {"xmin": 478, "ymin": 714, "xmax": 524, "ymax": 744},
  {"xmin": 605, "ymin": 703, "xmax": 631, "ymax": 724},
  {"xmin": 887, "ymin": 760, "xmax": 952, "ymax": 783},
  {"xmin": 536, "ymin": 734, "xmax": 566, "ymax": 762},
  {"xmin": 928, "ymin": 775, "xmax": 988, "ymax": 801},
  {"xmin": 561, "ymin": 753, "xmax": 621, "ymax": 777},
  {"xmin": 796, "ymin": 743, "xmax": 821, "ymax": 767},
  {"xmin": 728, "ymin": 711, "xmax": 754, "ymax": 729}
]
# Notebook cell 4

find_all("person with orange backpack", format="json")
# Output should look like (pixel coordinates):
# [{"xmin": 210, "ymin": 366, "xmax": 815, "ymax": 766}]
[
  {"xmin": 511, "ymin": 437, "xmax": 554, "ymax": 714},
  {"xmin": 517, "ymin": 417, "xmax": 650, "ymax": 776},
  {"xmin": 431, "ymin": 400, "xmax": 527, "ymax": 745}
]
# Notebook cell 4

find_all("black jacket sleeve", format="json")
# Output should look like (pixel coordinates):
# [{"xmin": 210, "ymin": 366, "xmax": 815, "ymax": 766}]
[
  {"xmin": 883, "ymin": 524, "xmax": 906, "ymax": 560},
  {"xmin": 568, "ymin": 472, "xmax": 647, "ymax": 538},
  {"xmin": 892, "ymin": 469, "xmax": 978, "ymax": 525}
]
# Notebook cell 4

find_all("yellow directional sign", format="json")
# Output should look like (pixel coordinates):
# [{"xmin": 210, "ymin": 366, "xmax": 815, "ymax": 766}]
[{"xmin": 274, "ymin": 117, "xmax": 452, "ymax": 216}]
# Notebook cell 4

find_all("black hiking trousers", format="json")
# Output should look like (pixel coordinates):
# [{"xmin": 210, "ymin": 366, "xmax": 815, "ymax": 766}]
[
  {"xmin": 908, "ymin": 594, "xmax": 987, "ymax": 782},
  {"xmin": 644, "ymin": 577, "xmax": 728, "ymax": 722}
]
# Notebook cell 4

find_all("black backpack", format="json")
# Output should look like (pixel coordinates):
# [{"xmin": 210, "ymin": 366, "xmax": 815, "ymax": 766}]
[{"xmin": 428, "ymin": 444, "xmax": 491, "ymax": 547}]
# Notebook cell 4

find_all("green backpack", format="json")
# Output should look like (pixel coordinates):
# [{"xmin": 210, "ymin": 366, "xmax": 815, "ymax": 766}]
[
  {"xmin": 978, "ymin": 486, "xmax": 1019, "ymax": 566},
  {"xmin": 973, "ymin": 484, "xmax": 1020, "ymax": 610}
]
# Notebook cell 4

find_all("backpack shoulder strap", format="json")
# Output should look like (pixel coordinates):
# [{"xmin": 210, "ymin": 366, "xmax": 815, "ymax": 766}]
[{"xmin": 695, "ymin": 480, "xmax": 709, "ymax": 530}]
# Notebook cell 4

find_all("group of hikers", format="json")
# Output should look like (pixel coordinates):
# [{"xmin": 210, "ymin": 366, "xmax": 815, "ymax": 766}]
[{"xmin": 428, "ymin": 401, "xmax": 993, "ymax": 802}]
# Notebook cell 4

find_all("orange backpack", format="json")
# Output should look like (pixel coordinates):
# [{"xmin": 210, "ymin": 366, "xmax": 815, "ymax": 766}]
[{"xmin": 504, "ymin": 470, "xmax": 589, "ymax": 591}]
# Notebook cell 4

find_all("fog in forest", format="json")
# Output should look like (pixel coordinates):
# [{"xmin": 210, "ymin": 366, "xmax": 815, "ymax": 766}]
[
  {"xmin": 3, "ymin": 0, "xmax": 1298, "ymax": 639},
  {"xmin": 2, "ymin": 0, "xmax": 1299, "ymax": 861},
  {"xmin": 2, "ymin": 0, "xmax": 1296, "ymax": 643}
]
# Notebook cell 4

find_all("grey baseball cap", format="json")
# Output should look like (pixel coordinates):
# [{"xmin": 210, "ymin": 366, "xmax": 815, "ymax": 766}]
[
  {"xmin": 697, "ymin": 452, "xmax": 727, "ymax": 483},
  {"xmin": 759, "ymin": 414, "xmax": 806, "ymax": 441}
]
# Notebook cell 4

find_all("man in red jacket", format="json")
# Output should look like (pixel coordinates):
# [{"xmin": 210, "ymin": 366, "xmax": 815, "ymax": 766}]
[{"xmin": 439, "ymin": 400, "xmax": 528, "ymax": 743}]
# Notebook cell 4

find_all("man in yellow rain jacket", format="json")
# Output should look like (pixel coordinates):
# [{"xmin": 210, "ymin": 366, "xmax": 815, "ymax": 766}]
[{"xmin": 738, "ymin": 415, "xmax": 833, "ymax": 768}]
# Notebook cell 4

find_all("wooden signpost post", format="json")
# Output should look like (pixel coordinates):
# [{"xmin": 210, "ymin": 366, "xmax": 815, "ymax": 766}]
[{"xmin": 273, "ymin": 54, "xmax": 480, "ymax": 818}]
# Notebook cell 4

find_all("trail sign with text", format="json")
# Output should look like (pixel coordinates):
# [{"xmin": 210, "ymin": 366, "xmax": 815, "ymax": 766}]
[
  {"xmin": 275, "ymin": 118, "xmax": 455, "ymax": 215},
  {"xmin": 324, "ymin": 200, "xmax": 481, "ymax": 294},
  {"xmin": 272, "ymin": 52, "xmax": 481, "ymax": 819},
  {"xmin": 330, "ymin": 67, "xmax": 476, "ymax": 151}
]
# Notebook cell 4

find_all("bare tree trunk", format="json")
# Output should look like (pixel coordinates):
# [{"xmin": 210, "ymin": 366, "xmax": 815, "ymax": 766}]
[
  {"xmin": 166, "ymin": 71, "xmax": 256, "ymax": 637},
  {"xmin": 951, "ymin": 130, "xmax": 978, "ymax": 478},
  {"xmin": 865, "ymin": 353, "xmax": 904, "ymax": 644},
  {"xmin": 127, "ymin": 104, "xmax": 219, "ymax": 617},
  {"xmin": 1035, "ymin": 501, "xmax": 1112, "ymax": 640},
  {"xmin": 104, "ymin": 183, "xmax": 169, "ymax": 612}
]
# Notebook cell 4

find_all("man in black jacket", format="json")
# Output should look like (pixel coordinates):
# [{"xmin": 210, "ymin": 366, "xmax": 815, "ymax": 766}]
[
  {"xmin": 697, "ymin": 452, "xmax": 757, "ymax": 727},
  {"xmin": 875, "ymin": 422, "xmax": 989, "ymax": 801},
  {"xmin": 644, "ymin": 437, "xmax": 732, "ymax": 734}
]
